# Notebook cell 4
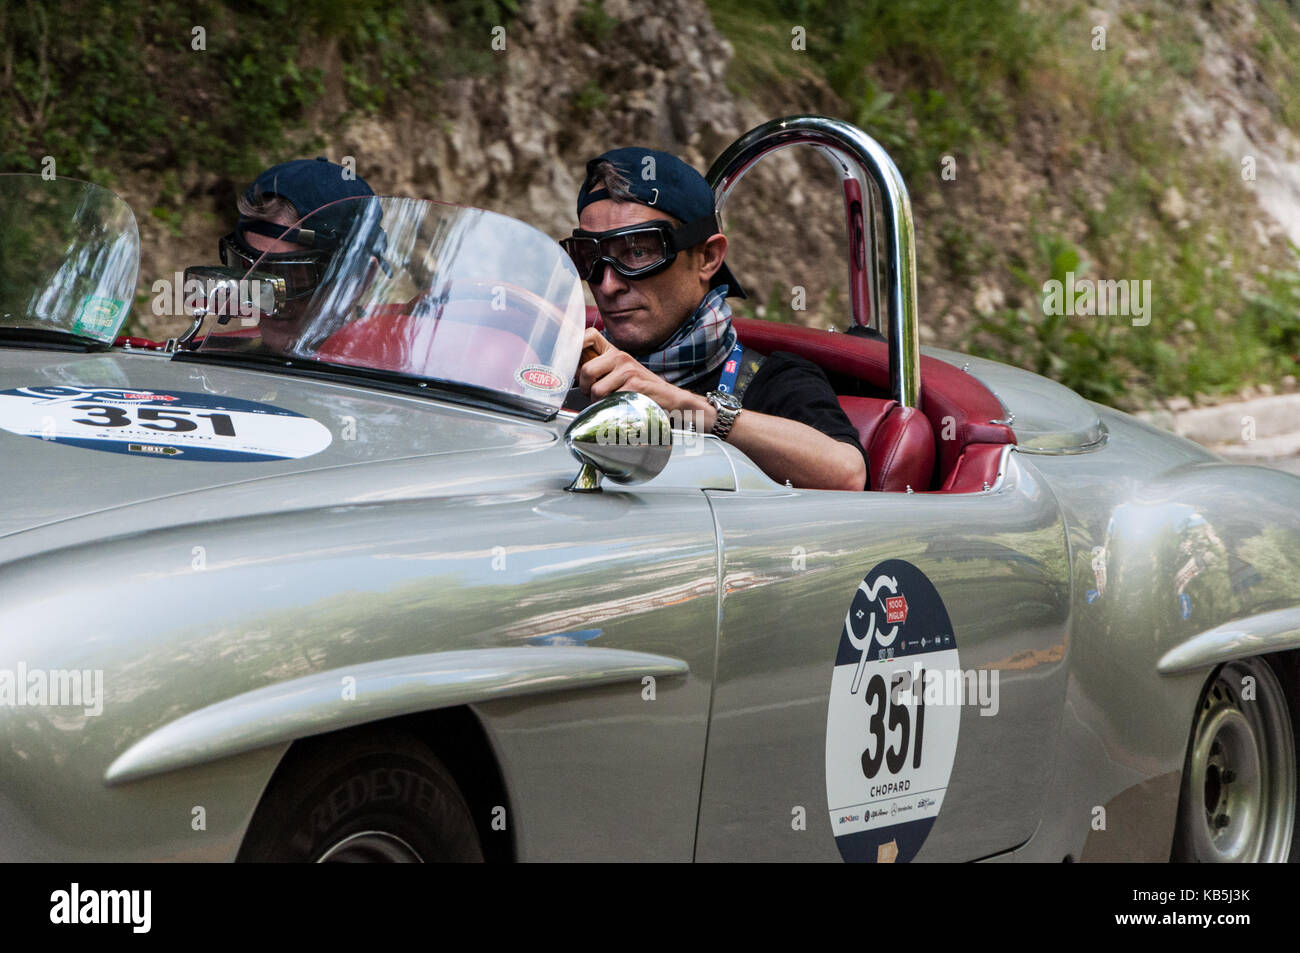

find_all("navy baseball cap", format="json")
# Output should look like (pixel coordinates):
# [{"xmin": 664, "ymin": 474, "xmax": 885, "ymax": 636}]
[
  {"xmin": 576, "ymin": 147, "xmax": 746, "ymax": 299},
  {"xmin": 240, "ymin": 157, "xmax": 375, "ymax": 251}
]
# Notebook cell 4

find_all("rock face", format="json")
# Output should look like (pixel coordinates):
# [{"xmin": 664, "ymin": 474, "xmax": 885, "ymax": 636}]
[
  {"xmin": 343, "ymin": 0, "xmax": 748, "ymax": 234},
  {"xmin": 1175, "ymin": 0, "xmax": 1300, "ymax": 247},
  {"xmin": 135, "ymin": 0, "xmax": 851, "ymax": 339}
]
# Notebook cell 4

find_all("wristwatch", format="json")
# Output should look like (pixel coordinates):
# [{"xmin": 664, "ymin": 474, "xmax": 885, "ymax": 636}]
[{"xmin": 705, "ymin": 390, "xmax": 743, "ymax": 440}]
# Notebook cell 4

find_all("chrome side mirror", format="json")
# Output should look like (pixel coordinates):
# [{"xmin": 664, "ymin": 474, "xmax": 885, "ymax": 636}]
[
  {"xmin": 563, "ymin": 392, "xmax": 673, "ymax": 492},
  {"xmin": 175, "ymin": 266, "xmax": 287, "ymax": 348}
]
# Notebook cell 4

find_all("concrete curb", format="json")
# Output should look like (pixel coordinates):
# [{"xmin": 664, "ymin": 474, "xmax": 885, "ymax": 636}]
[{"xmin": 1135, "ymin": 393, "xmax": 1300, "ymax": 456}]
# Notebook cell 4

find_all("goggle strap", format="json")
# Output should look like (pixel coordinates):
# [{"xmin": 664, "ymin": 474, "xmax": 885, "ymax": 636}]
[
  {"xmin": 669, "ymin": 214, "xmax": 719, "ymax": 251},
  {"xmin": 237, "ymin": 219, "xmax": 336, "ymax": 250}
]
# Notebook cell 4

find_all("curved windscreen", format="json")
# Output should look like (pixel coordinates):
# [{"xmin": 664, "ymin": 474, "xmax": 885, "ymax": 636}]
[
  {"xmin": 0, "ymin": 174, "xmax": 140, "ymax": 344},
  {"xmin": 199, "ymin": 196, "xmax": 586, "ymax": 416}
]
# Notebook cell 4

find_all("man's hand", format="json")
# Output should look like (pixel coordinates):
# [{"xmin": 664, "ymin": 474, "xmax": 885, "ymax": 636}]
[
  {"xmin": 577, "ymin": 328, "xmax": 714, "ymax": 424},
  {"xmin": 576, "ymin": 328, "xmax": 867, "ymax": 491}
]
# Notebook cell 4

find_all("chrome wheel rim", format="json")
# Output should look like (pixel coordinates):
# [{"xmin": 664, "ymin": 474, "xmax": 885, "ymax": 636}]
[
  {"xmin": 315, "ymin": 831, "xmax": 424, "ymax": 863},
  {"xmin": 1180, "ymin": 659, "xmax": 1295, "ymax": 862}
]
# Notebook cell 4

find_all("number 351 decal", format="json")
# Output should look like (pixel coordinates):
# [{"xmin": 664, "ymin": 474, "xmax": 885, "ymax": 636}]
[
  {"xmin": 825, "ymin": 560, "xmax": 961, "ymax": 863},
  {"xmin": 72, "ymin": 404, "xmax": 238, "ymax": 435},
  {"xmin": 0, "ymin": 385, "xmax": 332, "ymax": 462}
]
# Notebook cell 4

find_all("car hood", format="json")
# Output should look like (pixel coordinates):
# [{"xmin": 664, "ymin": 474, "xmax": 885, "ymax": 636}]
[{"xmin": 0, "ymin": 349, "xmax": 555, "ymax": 539}]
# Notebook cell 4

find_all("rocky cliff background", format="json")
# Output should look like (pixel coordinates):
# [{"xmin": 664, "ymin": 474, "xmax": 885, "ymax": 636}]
[{"xmin": 4, "ymin": 0, "xmax": 1300, "ymax": 410}]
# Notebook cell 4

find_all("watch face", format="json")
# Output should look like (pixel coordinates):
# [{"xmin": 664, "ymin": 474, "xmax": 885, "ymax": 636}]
[{"xmin": 710, "ymin": 391, "xmax": 743, "ymax": 411}]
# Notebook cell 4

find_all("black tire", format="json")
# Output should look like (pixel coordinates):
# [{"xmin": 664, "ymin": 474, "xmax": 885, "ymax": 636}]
[
  {"xmin": 1171, "ymin": 655, "xmax": 1298, "ymax": 862},
  {"xmin": 237, "ymin": 728, "xmax": 484, "ymax": 863}
]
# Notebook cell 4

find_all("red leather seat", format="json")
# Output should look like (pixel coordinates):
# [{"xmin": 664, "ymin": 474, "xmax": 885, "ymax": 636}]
[
  {"xmin": 938, "ymin": 442, "xmax": 1007, "ymax": 493},
  {"xmin": 729, "ymin": 317, "xmax": 1014, "ymax": 492},
  {"xmin": 838, "ymin": 396, "xmax": 936, "ymax": 493}
]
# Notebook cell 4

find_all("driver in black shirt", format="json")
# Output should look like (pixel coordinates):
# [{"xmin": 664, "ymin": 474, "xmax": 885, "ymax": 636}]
[{"xmin": 562, "ymin": 147, "xmax": 869, "ymax": 490}]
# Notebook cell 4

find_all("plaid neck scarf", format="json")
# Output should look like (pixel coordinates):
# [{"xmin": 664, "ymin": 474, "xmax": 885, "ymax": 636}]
[{"xmin": 622, "ymin": 285, "xmax": 737, "ymax": 387}]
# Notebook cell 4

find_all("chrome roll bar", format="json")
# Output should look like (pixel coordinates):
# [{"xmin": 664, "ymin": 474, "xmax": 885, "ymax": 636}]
[{"xmin": 706, "ymin": 115, "xmax": 921, "ymax": 409}]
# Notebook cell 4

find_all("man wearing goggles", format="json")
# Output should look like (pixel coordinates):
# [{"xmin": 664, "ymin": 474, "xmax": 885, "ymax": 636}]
[
  {"xmin": 561, "ymin": 215, "xmax": 721, "ymax": 284},
  {"xmin": 564, "ymin": 147, "xmax": 869, "ymax": 491},
  {"xmin": 214, "ymin": 157, "xmax": 380, "ymax": 353}
]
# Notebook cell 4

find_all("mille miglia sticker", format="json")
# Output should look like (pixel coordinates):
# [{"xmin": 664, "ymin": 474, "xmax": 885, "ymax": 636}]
[
  {"xmin": 0, "ymin": 385, "xmax": 332, "ymax": 462},
  {"xmin": 825, "ymin": 559, "xmax": 961, "ymax": 863}
]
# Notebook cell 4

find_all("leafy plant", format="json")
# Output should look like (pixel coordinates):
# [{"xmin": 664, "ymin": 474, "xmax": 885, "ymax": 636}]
[
  {"xmin": 575, "ymin": 0, "xmax": 618, "ymax": 47},
  {"xmin": 573, "ymin": 80, "xmax": 609, "ymax": 116}
]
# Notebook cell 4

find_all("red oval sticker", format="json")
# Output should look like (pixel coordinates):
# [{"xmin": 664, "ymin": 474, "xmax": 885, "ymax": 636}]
[{"xmin": 516, "ymin": 365, "xmax": 565, "ymax": 391}]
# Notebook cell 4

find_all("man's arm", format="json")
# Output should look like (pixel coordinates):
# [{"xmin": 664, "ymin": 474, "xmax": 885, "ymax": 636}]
[
  {"xmin": 702, "ymin": 404, "xmax": 866, "ymax": 491},
  {"xmin": 578, "ymin": 328, "xmax": 866, "ymax": 491}
]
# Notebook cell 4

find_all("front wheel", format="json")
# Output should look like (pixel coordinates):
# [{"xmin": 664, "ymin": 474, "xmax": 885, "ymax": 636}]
[
  {"xmin": 237, "ymin": 728, "xmax": 484, "ymax": 863},
  {"xmin": 1172, "ymin": 656, "xmax": 1298, "ymax": 862}
]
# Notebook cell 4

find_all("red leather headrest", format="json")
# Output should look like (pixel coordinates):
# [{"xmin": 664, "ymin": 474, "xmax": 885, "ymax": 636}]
[{"xmin": 838, "ymin": 397, "xmax": 936, "ymax": 492}]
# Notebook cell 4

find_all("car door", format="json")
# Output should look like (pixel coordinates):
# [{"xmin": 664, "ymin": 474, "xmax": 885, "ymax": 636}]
[{"xmin": 694, "ymin": 449, "xmax": 1072, "ymax": 861}]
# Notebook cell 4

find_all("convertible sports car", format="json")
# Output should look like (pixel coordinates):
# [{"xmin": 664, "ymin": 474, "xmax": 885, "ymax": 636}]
[{"xmin": 1, "ymin": 116, "xmax": 1298, "ymax": 863}]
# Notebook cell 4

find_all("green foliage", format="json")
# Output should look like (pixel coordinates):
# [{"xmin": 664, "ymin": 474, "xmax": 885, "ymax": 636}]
[
  {"xmin": 1255, "ymin": 1, "xmax": 1300, "ymax": 132},
  {"xmin": 731, "ymin": 280, "xmax": 784, "ymax": 323},
  {"xmin": 937, "ymin": 223, "xmax": 991, "ymax": 283},
  {"xmin": 1245, "ymin": 250, "xmax": 1300, "ymax": 361},
  {"xmin": 966, "ymin": 216, "xmax": 1300, "ymax": 408},
  {"xmin": 966, "ymin": 233, "xmax": 1130, "ymax": 404},
  {"xmin": 0, "ymin": 0, "xmax": 517, "ymax": 184},
  {"xmin": 708, "ymin": 0, "xmax": 1042, "ymax": 180},
  {"xmin": 575, "ymin": 0, "xmax": 619, "ymax": 47},
  {"xmin": 711, "ymin": 0, "xmax": 1300, "ymax": 405},
  {"xmin": 573, "ymin": 80, "xmax": 609, "ymax": 116}
]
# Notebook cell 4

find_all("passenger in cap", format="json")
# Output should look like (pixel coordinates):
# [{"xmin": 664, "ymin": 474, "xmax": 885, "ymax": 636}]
[
  {"xmin": 562, "ymin": 147, "xmax": 869, "ymax": 490},
  {"xmin": 216, "ymin": 157, "xmax": 383, "ymax": 354}
]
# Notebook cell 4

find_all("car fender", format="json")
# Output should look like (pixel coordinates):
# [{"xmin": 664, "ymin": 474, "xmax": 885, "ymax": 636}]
[
  {"xmin": 104, "ymin": 646, "xmax": 688, "ymax": 784},
  {"xmin": 1031, "ymin": 444, "xmax": 1300, "ymax": 861}
]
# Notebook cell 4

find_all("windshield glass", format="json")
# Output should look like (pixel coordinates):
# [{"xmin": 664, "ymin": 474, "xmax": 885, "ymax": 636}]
[
  {"xmin": 0, "ymin": 174, "xmax": 140, "ymax": 344},
  {"xmin": 198, "ymin": 195, "xmax": 586, "ymax": 416}
]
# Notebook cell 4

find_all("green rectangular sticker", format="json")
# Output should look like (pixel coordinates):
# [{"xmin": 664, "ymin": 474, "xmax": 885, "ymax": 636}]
[{"xmin": 71, "ymin": 296, "xmax": 125, "ymax": 339}]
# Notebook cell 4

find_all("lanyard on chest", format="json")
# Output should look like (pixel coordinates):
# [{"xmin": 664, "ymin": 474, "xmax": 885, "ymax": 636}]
[{"xmin": 715, "ymin": 342, "xmax": 746, "ymax": 394}]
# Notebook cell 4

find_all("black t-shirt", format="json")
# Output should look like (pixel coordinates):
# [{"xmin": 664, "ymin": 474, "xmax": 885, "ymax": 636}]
[{"xmin": 688, "ymin": 349, "xmax": 871, "ymax": 490}]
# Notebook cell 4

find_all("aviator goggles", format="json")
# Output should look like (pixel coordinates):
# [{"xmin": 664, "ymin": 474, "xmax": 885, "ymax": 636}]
[
  {"xmin": 219, "ymin": 231, "xmax": 333, "ymax": 302},
  {"xmin": 560, "ymin": 216, "xmax": 719, "ymax": 282}
]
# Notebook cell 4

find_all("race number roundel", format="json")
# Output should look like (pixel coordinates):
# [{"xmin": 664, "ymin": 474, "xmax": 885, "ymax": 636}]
[
  {"xmin": 0, "ymin": 385, "xmax": 332, "ymax": 462},
  {"xmin": 826, "ymin": 559, "xmax": 960, "ymax": 863}
]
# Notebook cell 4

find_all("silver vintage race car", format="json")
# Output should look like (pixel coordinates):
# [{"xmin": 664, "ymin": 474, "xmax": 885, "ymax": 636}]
[{"xmin": 1, "ymin": 116, "xmax": 1298, "ymax": 863}]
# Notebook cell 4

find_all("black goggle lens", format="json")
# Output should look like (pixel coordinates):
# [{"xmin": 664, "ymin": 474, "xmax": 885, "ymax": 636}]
[{"xmin": 219, "ymin": 234, "xmax": 330, "ymax": 301}]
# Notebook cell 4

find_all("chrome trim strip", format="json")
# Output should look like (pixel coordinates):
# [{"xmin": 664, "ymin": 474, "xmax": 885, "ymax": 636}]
[
  {"xmin": 1158, "ymin": 606, "xmax": 1300, "ymax": 675},
  {"xmin": 988, "ymin": 443, "xmax": 1015, "ymax": 492},
  {"xmin": 105, "ymin": 647, "xmax": 689, "ymax": 784}
]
